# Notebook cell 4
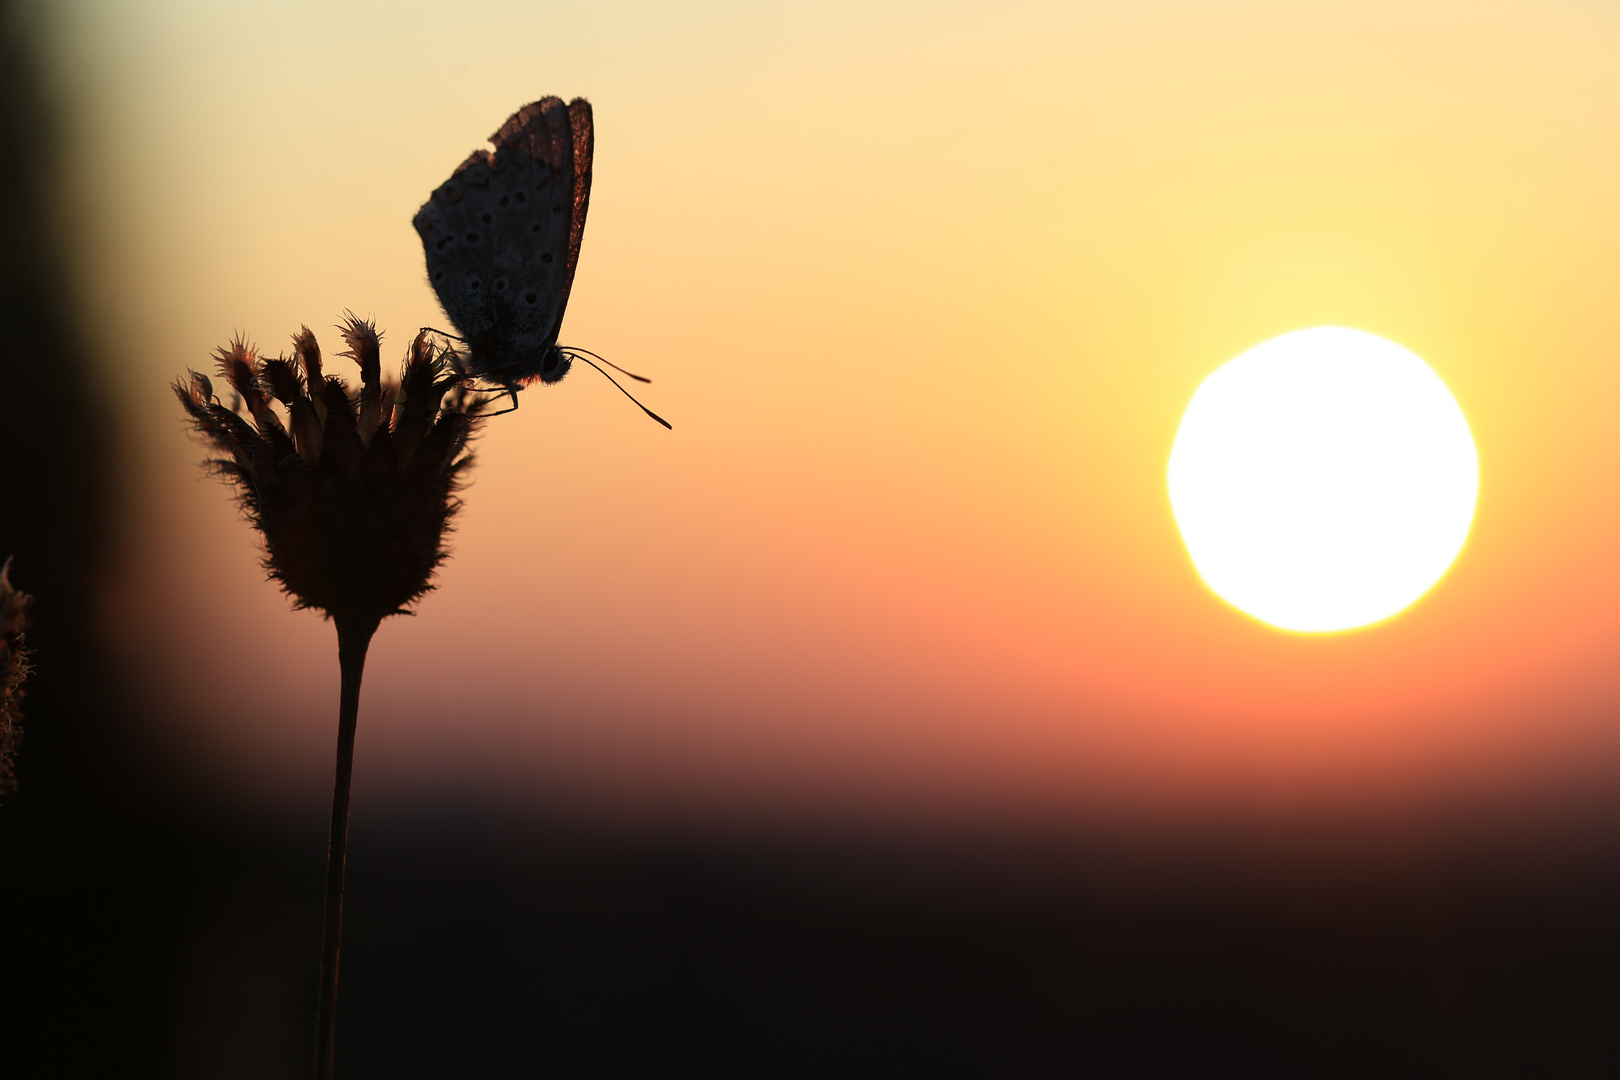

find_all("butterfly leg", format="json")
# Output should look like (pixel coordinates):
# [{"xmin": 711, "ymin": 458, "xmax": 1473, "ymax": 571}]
[{"xmin": 482, "ymin": 384, "xmax": 521, "ymax": 416}]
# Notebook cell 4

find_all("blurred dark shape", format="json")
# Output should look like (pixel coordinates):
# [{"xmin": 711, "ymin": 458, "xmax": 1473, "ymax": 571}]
[
  {"xmin": 166, "ymin": 811, "xmax": 1620, "ymax": 1079},
  {"xmin": 0, "ymin": 557, "xmax": 31, "ymax": 797},
  {"xmin": 0, "ymin": 1, "xmax": 202, "ymax": 1075}
]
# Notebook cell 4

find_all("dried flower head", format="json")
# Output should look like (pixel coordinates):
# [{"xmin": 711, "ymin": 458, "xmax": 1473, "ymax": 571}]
[
  {"xmin": 176, "ymin": 316, "xmax": 488, "ymax": 627},
  {"xmin": 0, "ymin": 556, "xmax": 31, "ymax": 799}
]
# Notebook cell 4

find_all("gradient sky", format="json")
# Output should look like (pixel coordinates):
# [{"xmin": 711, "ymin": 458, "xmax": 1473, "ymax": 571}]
[{"xmin": 46, "ymin": 0, "xmax": 1620, "ymax": 829}]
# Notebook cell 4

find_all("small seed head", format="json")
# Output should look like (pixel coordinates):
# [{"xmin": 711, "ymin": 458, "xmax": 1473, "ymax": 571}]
[{"xmin": 176, "ymin": 315, "xmax": 488, "ymax": 625}]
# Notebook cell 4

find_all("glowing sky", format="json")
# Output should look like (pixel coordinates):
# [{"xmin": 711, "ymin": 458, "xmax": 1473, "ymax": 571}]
[{"xmin": 49, "ymin": 0, "xmax": 1620, "ymax": 827}]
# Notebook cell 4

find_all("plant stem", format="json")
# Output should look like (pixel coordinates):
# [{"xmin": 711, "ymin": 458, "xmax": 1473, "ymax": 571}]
[{"xmin": 314, "ymin": 614, "xmax": 380, "ymax": 1080}]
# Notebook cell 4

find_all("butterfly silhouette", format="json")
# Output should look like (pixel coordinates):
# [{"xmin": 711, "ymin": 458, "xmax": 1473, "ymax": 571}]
[{"xmin": 413, "ymin": 97, "xmax": 668, "ymax": 427}]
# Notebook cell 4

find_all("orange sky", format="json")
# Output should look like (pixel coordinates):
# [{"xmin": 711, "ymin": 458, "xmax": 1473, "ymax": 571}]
[{"xmin": 49, "ymin": 0, "xmax": 1620, "ymax": 829}]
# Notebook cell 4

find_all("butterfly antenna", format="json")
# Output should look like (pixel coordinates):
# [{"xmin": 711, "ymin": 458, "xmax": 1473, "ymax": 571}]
[
  {"xmin": 419, "ymin": 326, "xmax": 468, "ymax": 343},
  {"xmin": 562, "ymin": 346, "xmax": 652, "ymax": 383},
  {"xmin": 566, "ymin": 352, "xmax": 672, "ymax": 429}
]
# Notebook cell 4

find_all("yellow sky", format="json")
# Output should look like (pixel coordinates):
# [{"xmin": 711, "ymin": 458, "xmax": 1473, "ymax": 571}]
[{"xmin": 49, "ymin": 0, "xmax": 1620, "ymax": 828}]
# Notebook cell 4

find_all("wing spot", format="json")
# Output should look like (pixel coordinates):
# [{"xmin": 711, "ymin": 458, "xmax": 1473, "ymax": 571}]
[
  {"xmin": 551, "ymin": 204, "xmax": 564, "ymax": 214},
  {"xmin": 466, "ymin": 231, "xmax": 480, "ymax": 243},
  {"xmin": 433, "ymin": 270, "xmax": 445, "ymax": 282},
  {"xmin": 480, "ymin": 212, "xmax": 493, "ymax": 224},
  {"xmin": 498, "ymin": 196, "xmax": 509, "ymax": 207},
  {"xmin": 541, "ymin": 252, "xmax": 553, "ymax": 264},
  {"xmin": 524, "ymin": 291, "xmax": 538, "ymax": 304},
  {"xmin": 493, "ymin": 277, "xmax": 508, "ymax": 292},
  {"xmin": 466, "ymin": 277, "xmax": 482, "ymax": 291},
  {"xmin": 529, "ymin": 222, "xmax": 543, "ymax": 234},
  {"xmin": 514, "ymin": 191, "xmax": 527, "ymax": 204}
]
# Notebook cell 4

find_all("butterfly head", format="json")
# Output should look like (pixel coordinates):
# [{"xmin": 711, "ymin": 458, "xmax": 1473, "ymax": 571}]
[
  {"xmin": 538, "ymin": 345, "xmax": 572, "ymax": 385},
  {"xmin": 456, "ymin": 330, "xmax": 570, "ymax": 387}
]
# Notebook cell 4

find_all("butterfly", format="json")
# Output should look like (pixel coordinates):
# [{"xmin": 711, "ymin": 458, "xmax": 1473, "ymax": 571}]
[{"xmin": 413, "ymin": 97, "xmax": 669, "ymax": 427}]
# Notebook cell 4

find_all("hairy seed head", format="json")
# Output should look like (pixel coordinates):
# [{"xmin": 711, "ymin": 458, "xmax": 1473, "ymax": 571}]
[{"xmin": 176, "ymin": 315, "xmax": 489, "ymax": 624}]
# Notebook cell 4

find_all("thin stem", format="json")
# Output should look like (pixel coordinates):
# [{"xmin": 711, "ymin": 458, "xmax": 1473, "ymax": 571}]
[{"xmin": 314, "ymin": 614, "xmax": 379, "ymax": 1080}]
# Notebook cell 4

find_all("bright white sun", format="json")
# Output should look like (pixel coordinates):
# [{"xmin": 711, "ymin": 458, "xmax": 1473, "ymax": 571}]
[{"xmin": 1167, "ymin": 326, "xmax": 1478, "ymax": 633}]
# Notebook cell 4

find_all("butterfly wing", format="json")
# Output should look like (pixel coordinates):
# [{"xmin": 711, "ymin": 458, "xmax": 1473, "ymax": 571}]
[
  {"xmin": 561, "ymin": 98, "xmax": 594, "ymax": 319},
  {"xmin": 414, "ymin": 97, "xmax": 591, "ymax": 378}
]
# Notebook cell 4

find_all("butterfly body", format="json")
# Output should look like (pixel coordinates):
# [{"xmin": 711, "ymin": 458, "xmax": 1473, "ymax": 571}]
[{"xmin": 414, "ymin": 97, "xmax": 593, "ymax": 389}]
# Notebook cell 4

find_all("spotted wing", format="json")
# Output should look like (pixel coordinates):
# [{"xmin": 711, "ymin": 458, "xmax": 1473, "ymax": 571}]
[{"xmin": 413, "ymin": 97, "xmax": 586, "ymax": 362}]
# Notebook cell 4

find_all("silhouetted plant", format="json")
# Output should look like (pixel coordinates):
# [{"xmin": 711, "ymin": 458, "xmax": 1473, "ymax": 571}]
[
  {"xmin": 0, "ymin": 556, "xmax": 31, "ymax": 800},
  {"xmin": 176, "ymin": 315, "xmax": 488, "ymax": 1078}
]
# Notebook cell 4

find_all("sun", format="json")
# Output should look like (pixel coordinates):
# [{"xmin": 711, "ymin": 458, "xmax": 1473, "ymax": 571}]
[{"xmin": 1167, "ymin": 327, "xmax": 1478, "ymax": 633}]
